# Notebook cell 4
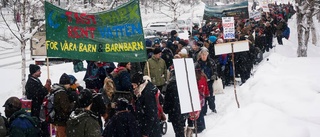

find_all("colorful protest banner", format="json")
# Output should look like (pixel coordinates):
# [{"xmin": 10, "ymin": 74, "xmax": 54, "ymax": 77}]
[
  {"xmin": 203, "ymin": 1, "xmax": 249, "ymax": 22},
  {"xmin": 45, "ymin": 0, "xmax": 146, "ymax": 62}
]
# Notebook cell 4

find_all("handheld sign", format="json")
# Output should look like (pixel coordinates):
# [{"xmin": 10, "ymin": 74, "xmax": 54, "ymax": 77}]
[
  {"xmin": 222, "ymin": 17, "xmax": 235, "ymax": 40},
  {"xmin": 173, "ymin": 58, "xmax": 201, "ymax": 114},
  {"xmin": 214, "ymin": 40, "xmax": 249, "ymax": 55}
]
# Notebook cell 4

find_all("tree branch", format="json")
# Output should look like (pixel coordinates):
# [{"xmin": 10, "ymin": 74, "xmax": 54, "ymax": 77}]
[{"xmin": 0, "ymin": 9, "xmax": 22, "ymax": 43}]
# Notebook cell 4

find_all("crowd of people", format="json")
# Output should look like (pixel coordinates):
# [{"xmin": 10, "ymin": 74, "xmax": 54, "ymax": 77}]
[{"xmin": 0, "ymin": 2, "xmax": 295, "ymax": 137}]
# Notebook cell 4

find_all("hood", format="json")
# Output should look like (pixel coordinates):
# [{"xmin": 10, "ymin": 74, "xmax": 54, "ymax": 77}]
[
  {"xmin": 51, "ymin": 83, "xmax": 65, "ymax": 93},
  {"xmin": 67, "ymin": 109, "xmax": 98, "ymax": 126},
  {"xmin": 111, "ymin": 67, "xmax": 127, "ymax": 78}
]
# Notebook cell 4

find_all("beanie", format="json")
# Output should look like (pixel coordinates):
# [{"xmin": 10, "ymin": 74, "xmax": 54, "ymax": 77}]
[
  {"xmin": 59, "ymin": 73, "xmax": 71, "ymax": 85},
  {"xmin": 29, "ymin": 64, "xmax": 40, "ymax": 75},
  {"xmin": 115, "ymin": 98, "xmax": 129, "ymax": 111},
  {"xmin": 68, "ymin": 75, "xmax": 77, "ymax": 84},
  {"xmin": 131, "ymin": 72, "xmax": 144, "ymax": 85},
  {"xmin": 153, "ymin": 47, "xmax": 162, "ymax": 55},
  {"xmin": 209, "ymin": 36, "xmax": 217, "ymax": 43},
  {"xmin": 78, "ymin": 89, "xmax": 93, "ymax": 108}
]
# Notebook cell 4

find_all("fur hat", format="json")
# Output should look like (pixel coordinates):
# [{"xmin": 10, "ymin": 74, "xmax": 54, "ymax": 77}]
[
  {"xmin": 59, "ymin": 73, "xmax": 71, "ymax": 85},
  {"xmin": 131, "ymin": 72, "xmax": 144, "ymax": 85},
  {"xmin": 78, "ymin": 89, "xmax": 93, "ymax": 108},
  {"xmin": 153, "ymin": 47, "xmax": 162, "ymax": 55},
  {"xmin": 29, "ymin": 64, "xmax": 40, "ymax": 75},
  {"xmin": 115, "ymin": 98, "xmax": 129, "ymax": 111}
]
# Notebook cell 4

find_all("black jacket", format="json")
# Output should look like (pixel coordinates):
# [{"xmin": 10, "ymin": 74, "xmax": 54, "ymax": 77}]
[
  {"xmin": 103, "ymin": 111, "xmax": 140, "ymax": 137},
  {"xmin": 134, "ymin": 81, "xmax": 160, "ymax": 136},
  {"xmin": 25, "ymin": 74, "xmax": 48, "ymax": 118}
]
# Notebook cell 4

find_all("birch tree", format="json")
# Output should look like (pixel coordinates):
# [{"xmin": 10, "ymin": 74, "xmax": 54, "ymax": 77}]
[
  {"xmin": 0, "ymin": 0, "xmax": 45, "ymax": 96},
  {"xmin": 296, "ymin": 0, "xmax": 314, "ymax": 57}
]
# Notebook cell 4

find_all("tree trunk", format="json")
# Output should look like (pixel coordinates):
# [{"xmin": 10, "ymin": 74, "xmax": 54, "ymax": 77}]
[
  {"xmin": 296, "ymin": 0, "xmax": 307, "ymax": 57},
  {"xmin": 310, "ymin": 13, "xmax": 317, "ymax": 46},
  {"xmin": 21, "ymin": 41, "xmax": 27, "ymax": 96}
]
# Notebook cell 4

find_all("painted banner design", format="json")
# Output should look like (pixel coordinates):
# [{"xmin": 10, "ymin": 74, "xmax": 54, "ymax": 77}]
[
  {"xmin": 203, "ymin": 1, "xmax": 249, "ymax": 21},
  {"xmin": 45, "ymin": 0, "xmax": 146, "ymax": 62}
]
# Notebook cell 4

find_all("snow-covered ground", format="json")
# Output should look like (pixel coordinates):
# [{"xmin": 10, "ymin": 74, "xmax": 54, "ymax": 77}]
[{"xmin": 0, "ymin": 2, "xmax": 320, "ymax": 137}]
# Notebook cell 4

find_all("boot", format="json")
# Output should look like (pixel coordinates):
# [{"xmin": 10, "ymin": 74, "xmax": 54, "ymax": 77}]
[{"xmin": 185, "ymin": 126, "xmax": 194, "ymax": 137}]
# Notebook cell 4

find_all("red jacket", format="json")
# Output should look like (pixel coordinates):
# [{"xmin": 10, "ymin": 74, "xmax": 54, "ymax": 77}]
[{"xmin": 197, "ymin": 75, "xmax": 209, "ymax": 107}]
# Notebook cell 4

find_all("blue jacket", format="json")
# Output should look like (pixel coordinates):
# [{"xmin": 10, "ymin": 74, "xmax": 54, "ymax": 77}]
[{"xmin": 8, "ymin": 110, "xmax": 39, "ymax": 137}]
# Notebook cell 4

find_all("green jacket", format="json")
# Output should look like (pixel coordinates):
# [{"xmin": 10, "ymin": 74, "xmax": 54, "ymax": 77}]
[
  {"xmin": 144, "ymin": 55, "xmax": 167, "ymax": 86},
  {"xmin": 66, "ymin": 109, "xmax": 100, "ymax": 137}
]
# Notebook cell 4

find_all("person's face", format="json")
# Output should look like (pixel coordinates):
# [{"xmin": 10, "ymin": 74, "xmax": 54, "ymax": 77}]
[
  {"xmin": 192, "ymin": 44, "xmax": 199, "ymax": 51},
  {"xmin": 200, "ymin": 53, "xmax": 208, "ymax": 61},
  {"xmin": 132, "ymin": 83, "xmax": 138, "ymax": 90},
  {"xmin": 33, "ymin": 70, "xmax": 41, "ymax": 78},
  {"xmin": 154, "ymin": 53, "xmax": 161, "ymax": 59},
  {"xmin": 64, "ymin": 84, "xmax": 71, "ymax": 90},
  {"xmin": 126, "ymin": 62, "xmax": 131, "ymax": 70}
]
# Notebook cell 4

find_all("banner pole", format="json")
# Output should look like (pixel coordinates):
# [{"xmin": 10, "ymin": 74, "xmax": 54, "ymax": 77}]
[
  {"xmin": 231, "ymin": 43, "xmax": 240, "ymax": 108},
  {"xmin": 147, "ymin": 61, "xmax": 150, "ymax": 77},
  {"xmin": 46, "ymin": 57, "xmax": 50, "ymax": 79},
  {"xmin": 183, "ymin": 58, "xmax": 197, "ymax": 137}
]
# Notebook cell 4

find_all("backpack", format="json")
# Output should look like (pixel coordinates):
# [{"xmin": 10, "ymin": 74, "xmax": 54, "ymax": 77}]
[
  {"xmin": 39, "ymin": 90, "xmax": 62, "ymax": 123},
  {"xmin": 0, "ymin": 115, "xmax": 8, "ymax": 137},
  {"xmin": 282, "ymin": 26, "xmax": 290, "ymax": 39}
]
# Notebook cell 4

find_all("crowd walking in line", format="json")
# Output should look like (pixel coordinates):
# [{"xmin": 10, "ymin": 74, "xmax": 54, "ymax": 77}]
[{"xmin": 0, "ymin": 2, "xmax": 295, "ymax": 137}]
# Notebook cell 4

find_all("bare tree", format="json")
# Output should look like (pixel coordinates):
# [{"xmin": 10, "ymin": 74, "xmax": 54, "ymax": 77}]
[
  {"xmin": 0, "ymin": 0, "xmax": 44, "ymax": 96},
  {"xmin": 296, "ymin": 0, "xmax": 316, "ymax": 57}
]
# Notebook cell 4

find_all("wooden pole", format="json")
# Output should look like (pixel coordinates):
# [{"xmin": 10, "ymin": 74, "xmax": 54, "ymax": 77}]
[
  {"xmin": 146, "ymin": 61, "xmax": 150, "ymax": 77},
  {"xmin": 231, "ymin": 43, "xmax": 240, "ymax": 108},
  {"xmin": 183, "ymin": 58, "xmax": 198, "ymax": 137},
  {"xmin": 46, "ymin": 57, "xmax": 53, "ymax": 137}
]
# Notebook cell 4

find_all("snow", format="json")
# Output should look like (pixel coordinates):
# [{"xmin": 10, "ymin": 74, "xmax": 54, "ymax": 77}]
[{"xmin": 1, "ymin": 2, "xmax": 320, "ymax": 137}]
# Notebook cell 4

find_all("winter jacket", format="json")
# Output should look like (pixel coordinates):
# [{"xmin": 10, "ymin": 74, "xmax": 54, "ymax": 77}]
[
  {"xmin": 144, "ymin": 56, "xmax": 167, "ymax": 86},
  {"xmin": 134, "ymin": 81, "xmax": 160, "ymax": 137},
  {"xmin": 103, "ymin": 110, "xmax": 141, "ymax": 137},
  {"xmin": 90, "ymin": 92, "xmax": 107, "ymax": 129},
  {"xmin": 111, "ymin": 67, "xmax": 132, "ymax": 92},
  {"xmin": 51, "ymin": 84, "xmax": 72, "ymax": 126},
  {"xmin": 25, "ymin": 74, "xmax": 48, "ymax": 118},
  {"xmin": 198, "ymin": 75, "xmax": 210, "ymax": 107},
  {"xmin": 66, "ymin": 109, "xmax": 100, "ymax": 137},
  {"xmin": 197, "ymin": 58, "xmax": 218, "ymax": 81},
  {"xmin": 161, "ymin": 47, "xmax": 174, "ymax": 69},
  {"xmin": 8, "ymin": 109, "xmax": 39, "ymax": 137}
]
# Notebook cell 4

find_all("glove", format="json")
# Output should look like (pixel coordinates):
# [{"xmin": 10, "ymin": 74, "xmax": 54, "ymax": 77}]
[{"xmin": 44, "ymin": 79, "xmax": 51, "ymax": 91}]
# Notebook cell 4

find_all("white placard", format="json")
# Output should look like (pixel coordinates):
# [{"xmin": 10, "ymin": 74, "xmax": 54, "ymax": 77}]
[
  {"xmin": 249, "ymin": 11, "xmax": 261, "ymax": 21},
  {"xmin": 222, "ymin": 17, "xmax": 235, "ymax": 40},
  {"xmin": 173, "ymin": 58, "xmax": 201, "ymax": 114},
  {"xmin": 262, "ymin": 3, "xmax": 270, "ymax": 12},
  {"xmin": 214, "ymin": 40, "xmax": 250, "ymax": 55}
]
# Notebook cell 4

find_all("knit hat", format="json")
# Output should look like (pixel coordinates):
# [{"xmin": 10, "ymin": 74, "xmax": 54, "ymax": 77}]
[
  {"xmin": 171, "ymin": 30, "xmax": 177, "ymax": 36},
  {"xmin": 59, "ymin": 73, "xmax": 71, "ymax": 85},
  {"xmin": 131, "ymin": 72, "xmax": 144, "ymax": 85},
  {"xmin": 29, "ymin": 64, "xmax": 40, "ymax": 75},
  {"xmin": 68, "ymin": 75, "xmax": 77, "ymax": 84},
  {"xmin": 153, "ymin": 47, "xmax": 162, "ymax": 55},
  {"xmin": 209, "ymin": 36, "xmax": 217, "ymax": 43},
  {"xmin": 115, "ymin": 98, "xmax": 129, "ymax": 111},
  {"xmin": 78, "ymin": 89, "xmax": 93, "ymax": 108}
]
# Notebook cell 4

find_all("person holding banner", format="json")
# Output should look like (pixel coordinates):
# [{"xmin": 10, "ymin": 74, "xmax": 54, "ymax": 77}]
[
  {"xmin": 197, "ymin": 48, "xmax": 218, "ymax": 115},
  {"xmin": 144, "ymin": 48, "xmax": 167, "ymax": 93}
]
